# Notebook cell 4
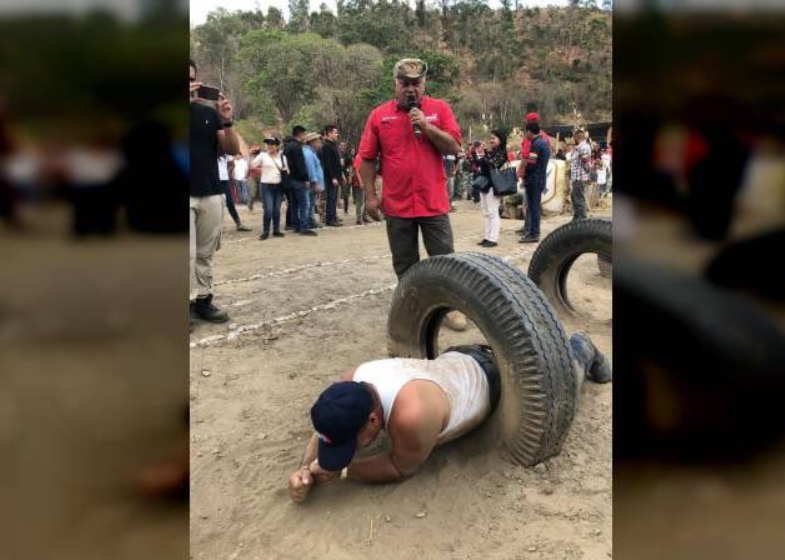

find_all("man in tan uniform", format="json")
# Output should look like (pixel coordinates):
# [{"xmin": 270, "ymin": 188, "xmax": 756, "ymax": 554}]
[{"xmin": 189, "ymin": 59, "xmax": 239, "ymax": 324}]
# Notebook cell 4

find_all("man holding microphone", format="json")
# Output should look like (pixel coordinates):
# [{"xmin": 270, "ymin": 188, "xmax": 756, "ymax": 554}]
[{"xmin": 357, "ymin": 58, "xmax": 466, "ymax": 330}]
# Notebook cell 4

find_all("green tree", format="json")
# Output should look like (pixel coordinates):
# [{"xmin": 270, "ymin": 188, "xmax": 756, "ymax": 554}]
[
  {"xmin": 310, "ymin": 4, "xmax": 338, "ymax": 38},
  {"xmin": 267, "ymin": 7, "xmax": 285, "ymax": 28},
  {"xmin": 288, "ymin": 0, "xmax": 311, "ymax": 32}
]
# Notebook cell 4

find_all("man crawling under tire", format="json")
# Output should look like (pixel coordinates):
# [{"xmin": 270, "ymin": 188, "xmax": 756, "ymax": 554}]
[{"xmin": 288, "ymin": 332, "xmax": 611, "ymax": 502}]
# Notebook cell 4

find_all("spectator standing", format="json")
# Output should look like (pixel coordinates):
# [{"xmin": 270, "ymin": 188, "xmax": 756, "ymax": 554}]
[
  {"xmin": 476, "ymin": 129, "xmax": 509, "ymax": 247},
  {"xmin": 233, "ymin": 152, "xmax": 249, "ymax": 205},
  {"xmin": 340, "ymin": 142, "xmax": 353, "ymax": 215},
  {"xmin": 444, "ymin": 154, "xmax": 457, "ymax": 212},
  {"xmin": 189, "ymin": 59, "xmax": 239, "ymax": 323},
  {"xmin": 247, "ymin": 143, "xmax": 262, "ymax": 212},
  {"xmin": 252, "ymin": 137, "xmax": 288, "ymax": 240},
  {"xmin": 320, "ymin": 124, "xmax": 344, "ymax": 227},
  {"xmin": 302, "ymin": 132, "xmax": 325, "ymax": 236},
  {"xmin": 455, "ymin": 151, "xmax": 472, "ymax": 201},
  {"xmin": 350, "ymin": 154, "xmax": 370, "ymax": 225},
  {"xmin": 570, "ymin": 129, "xmax": 592, "ymax": 220},
  {"xmin": 520, "ymin": 121, "xmax": 551, "ymax": 243},
  {"xmin": 600, "ymin": 147, "xmax": 612, "ymax": 196},
  {"xmin": 357, "ymin": 58, "xmax": 466, "ymax": 330},
  {"xmin": 283, "ymin": 126, "xmax": 311, "ymax": 233},
  {"xmin": 517, "ymin": 112, "xmax": 551, "ymax": 183},
  {"xmin": 219, "ymin": 155, "xmax": 251, "ymax": 231}
]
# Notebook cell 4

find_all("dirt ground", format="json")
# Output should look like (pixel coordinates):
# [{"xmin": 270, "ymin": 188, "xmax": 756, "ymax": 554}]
[
  {"xmin": 0, "ymin": 207, "xmax": 188, "ymax": 560},
  {"xmin": 190, "ymin": 199, "xmax": 612, "ymax": 560}
]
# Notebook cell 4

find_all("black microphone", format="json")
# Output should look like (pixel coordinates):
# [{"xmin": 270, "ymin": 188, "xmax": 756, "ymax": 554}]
[{"xmin": 407, "ymin": 98, "xmax": 421, "ymax": 138}]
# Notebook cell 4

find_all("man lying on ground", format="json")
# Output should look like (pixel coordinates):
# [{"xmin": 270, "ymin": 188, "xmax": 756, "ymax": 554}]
[{"xmin": 287, "ymin": 332, "xmax": 611, "ymax": 501}]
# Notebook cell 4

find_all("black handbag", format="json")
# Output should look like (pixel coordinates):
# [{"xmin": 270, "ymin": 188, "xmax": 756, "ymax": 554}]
[
  {"xmin": 273, "ymin": 154, "xmax": 290, "ymax": 191},
  {"xmin": 489, "ymin": 164, "xmax": 518, "ymax": 196}
]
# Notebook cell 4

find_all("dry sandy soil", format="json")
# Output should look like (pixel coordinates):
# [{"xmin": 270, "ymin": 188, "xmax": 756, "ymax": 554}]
[
  {"xmin": 190, "ymin": 199, "xmax": 613, "ymax": 560},
  {"xmin": 0, "ymin": 206, "xmax": 188, "ymax": 560}
]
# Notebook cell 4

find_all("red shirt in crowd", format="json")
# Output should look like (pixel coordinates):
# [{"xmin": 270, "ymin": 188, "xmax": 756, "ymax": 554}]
[
  {"xmin": 520, "ymin": 131, "xmax": 551, "ymax": 160},
  {"xmin": 358, "ymin": 96, "xmax": 462, "ymax": 218}
]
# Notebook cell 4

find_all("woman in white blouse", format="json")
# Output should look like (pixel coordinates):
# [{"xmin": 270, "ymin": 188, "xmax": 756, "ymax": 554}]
[{"xmin": 251, "ymin": 137, "xmax": 288, "ymax": 240}]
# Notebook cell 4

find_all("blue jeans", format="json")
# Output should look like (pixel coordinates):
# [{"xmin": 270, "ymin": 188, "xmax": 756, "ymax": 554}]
[
  {"xmin": 524, "ymin": 182, "xmax": 543, "ymax": 237},
  {"xmin": 237, "ymin": 180, "xmax": 249, "ymax": 204},
  {"xmin": 291, "ymin": 181, "xmax": 311, "ymax": 231},
  {"xmin": 308, "ymin": 188, "xmax": 318, "ymax": 229},
  {"xmin": 261, "ymin": 183, "xmax": 283, "ymax": 234}
]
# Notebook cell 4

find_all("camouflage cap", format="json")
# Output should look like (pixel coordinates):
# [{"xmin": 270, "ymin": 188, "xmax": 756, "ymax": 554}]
[{"xmin": 393, "ymin": 58, "xmax": 428, "ymax": 80}]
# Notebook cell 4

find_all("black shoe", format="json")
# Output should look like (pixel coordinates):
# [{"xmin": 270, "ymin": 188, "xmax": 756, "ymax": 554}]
[
  {"xmin": 194, "ymin": 295, "xmax": 230, "ymax": 323},
  {"xmin": 515, "ymin": 228, "xmax": 526, "ymax": 235},
  {"xmin": 484, "ymin": 241, "xmax": 498, "ymax": 247},
  {"xmin": 327, "ymin": 221, "xmax": 342, "ymax": 227},
  {"xmin": 571, "ymin": 331, "xmax": 612, "ymax": 383},
  {"xmin": 259, "ymin": 232, "xmax": 269, "ymax": 240},
  {"xmin": 519, "ymin": 235, "xmax": 540, "ymax": 244},
  {"xmin": 478, "ymin": 239, "xmax": 489, "ymax": 246},
  {"xmin": 273, "ymin": 232, "xmax": 285, "ymax": 238},
  {"xmin": 299, "ymin": 229, "xmax": 318, "ymax": 236}
]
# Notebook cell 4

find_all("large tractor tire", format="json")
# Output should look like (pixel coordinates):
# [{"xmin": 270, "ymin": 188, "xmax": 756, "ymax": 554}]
[
  {"xmin": 387, "ymin": 252, "xmax": 576, "ymax": 467},
  {"xmin": 528, "ymin": 218, "xmax": 612, "ymax": 323}
]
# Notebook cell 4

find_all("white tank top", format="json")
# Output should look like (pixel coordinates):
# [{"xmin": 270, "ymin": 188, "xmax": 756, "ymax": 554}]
[{"xmin": 353, "ymin": 352, "xmax": 491, "ymax": 445}]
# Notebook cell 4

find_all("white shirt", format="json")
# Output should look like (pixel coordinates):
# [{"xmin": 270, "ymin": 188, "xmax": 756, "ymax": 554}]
[
  {"xmin": 353, "ymin": 352, "xmax": 491, "ymax": 445},
  {"xmin": 217, "ymin": 156, "xmax": 229, "ymax": 181},
  {"xmin": 233, "ymin": 157, "xmax": 248, "ymax": 181},
  {"xmin": 252, "ymin": 152, "xmax": 287, "ymax": 185}
]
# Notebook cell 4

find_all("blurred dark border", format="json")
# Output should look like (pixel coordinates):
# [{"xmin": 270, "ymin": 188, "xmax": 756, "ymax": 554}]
[
  {"xmin": 614, "ymin": 2, "xmax": 785, "ymax": 558},
  {"xmin": 0, "ymin": 3, "xmax": 189, "ymax": 560}
]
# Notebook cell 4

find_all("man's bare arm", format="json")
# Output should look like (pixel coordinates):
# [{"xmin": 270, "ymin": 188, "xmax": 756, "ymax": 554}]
[{"xmin": 343, "ymin": 401, "xmax": 441, "ymax": 483}]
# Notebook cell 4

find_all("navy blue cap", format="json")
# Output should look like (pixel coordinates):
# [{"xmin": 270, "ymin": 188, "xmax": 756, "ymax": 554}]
[{"xmin": 310, "ymin": 382, "xmax": 373, "ymax": 472}]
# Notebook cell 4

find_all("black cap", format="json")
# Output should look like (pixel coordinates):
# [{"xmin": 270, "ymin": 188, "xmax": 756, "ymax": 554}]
[{"xmin": 310, "ymin": 382, "xmax": 374, "ymax": 471}]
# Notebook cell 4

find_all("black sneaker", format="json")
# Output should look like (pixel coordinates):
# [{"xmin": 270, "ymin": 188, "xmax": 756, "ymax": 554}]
[
  {"xmin": 484, "ymin": 241, "xmax": 498, "ymax": 247},
  {"xmin": 571, "ymin": 331, "xmax": 612, "ymax": 383},
  {"xmin": 478, "ymin": 239, "xmax": 489, "ymax": 246},
  {"xmin": 273, "ymin": 232, "xmax": 285, "ymax": 238},
  {"xmin": 194, "ymin": 295, "xmax": 230, "ymax": 323},
  {"xmin": 300, "ymin": 229, "xmax": 318, "ymax": 236},
  {"xmin": 259, "ymin": 232, "xmax": 269, "ymax": 240},
  {"xmin": 519, "ymin": 235, "xmax": 540, "ymax": 244},
  {"xmin": 327, "ymin": 221, "xmax": 342, "ymax": 227}
]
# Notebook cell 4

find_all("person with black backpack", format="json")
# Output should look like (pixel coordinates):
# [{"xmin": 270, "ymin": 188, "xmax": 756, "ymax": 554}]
[{"xmin": 282, "ymin": 126, "xmax": 312, "ymax": 234}]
